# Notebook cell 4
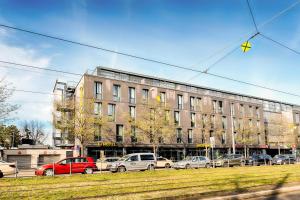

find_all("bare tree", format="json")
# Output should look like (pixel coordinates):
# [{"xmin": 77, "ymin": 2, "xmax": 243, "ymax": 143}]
[
  {"xmin": 22, "ymin": 120, "xmax": 48, "ymax": 144},
  {"xmin": 0, "ymin": 78, "xmax": 19, "ymax": 122}
]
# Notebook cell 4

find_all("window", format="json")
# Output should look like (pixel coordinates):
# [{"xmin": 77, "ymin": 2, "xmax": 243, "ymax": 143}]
[
  {"xmin": 94, "ymin": 124, "xmax": 101, "ymax": 141},
  {"xmin": 233, "ymin": 117, "xmax": 237, "ymax": 130},
  {"xmin": 256, "ymin": 107, "xmax": 260, "ymax": 118},
  {"xmin": 129, "ymin": 87, "xmax": 135, "ymax": 104},
  {"xmin": 108, "ymin": 104, "xmax": 116, "ymax": 121},
  {"xmin": 256, "ymin": 120, "xmax": 260, "ymax": 129},
  {"xmin": 129, "ymin": 106, "xmax": 135, "ymax": 119},
  {"xmin": 212, "ymin": 100, "xmax": 217, "ymax": 113},
  {"xmin": 94, "ymin": 82, "xmax": 102, "ymax": 99},
  {"xmin": 240, "ymin": 104, "xmax": 244, "ymax": 116},
  {"xmin": 230, "ymin": 103, "xmax": 235, "ymax": 116},
  {"xmin": 174, "ymin": 111, "xmax": 180, "ymax": 126},
  {"xmin": 188, "ymin": 129, "xmax": 193, "ymax": 144},
  {"xmin": 201, "ymin": 130, "xmax": 205, "ymax": 143},
  {"xmin": 128, "ymin": 155, "xmax": 139, "ymax": 161},
  {"xmin": 140, "ymin": 154, "xmax": 155, "ymax": 161},
  {"xmin": 191, "ymin": 113, "xmax": 196, "ymax": 127},
  {"xmin": 249, "ymin": 119, "xmax": 252, "ymax": 128},
  {"xmin": 296, "ymin": 113, "xmax": 300, "ymax": 124},
  {"xmin": 116, "ymin": 125, "xmax": 123, "ymax": 142},
  {"xmin": 211, "ymin": 115, "xmax": 215, "ymax": 128},
  {"xmin": 113, "ymin": 84, "xmax": 121, "ymax": 102},
  {"xmin": 165, "ymin": 110, "xmax": 170, "ymax": 123},
  {"xmin": 239, "ymin": 119, "xmax": 243, "ymax": 130},
  {"xmin": 196, "ymin": 97, "xmax": 202, "ymax": 111},
  {"xmin": 202, "ymin": 114, "xmax": 207, "ymax": 128},
  {"xmin": 218, "ymin": 101, "xmax": 223, "ymax": 113},
  {"xmin": 160, "ymin": 92, "xmax": 166, "ymax": 105},
  {"xmin": 176, "ymin": 128, "xmax": 182, "ymax": 143},
  {"xmin": 258, "ymin": 133, "xmax": 261, "ymax": 144},
  {"xmin": 177, "ymin": 95, "xmax": 183, "ymax": 109},
  {"xmin": 190, "ymin": 96, "xmax": 195, "ymax": 111},
  {"xmin": 94, "ymin": 102, "xmax": 102, "ymax": 115},
  {"xmin": 131, "ymin": 126, "xmax": 137, "ymax": 142},
  {"xmin": 142, "ymin": 89, "xmax": 149, "ymax": 102},
  {"xmin": 249, "ymin": 106, "xmax": 253, "ymax": 116},
  {"xmin": 222, "ymin": 116, "xmax": 227, "ymax": 130},
  {"xmin": 221, "ymin": 132, "xmax": 226, "ymax": 145}
]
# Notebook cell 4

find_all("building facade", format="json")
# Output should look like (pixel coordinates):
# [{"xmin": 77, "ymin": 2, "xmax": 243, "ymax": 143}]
[{"xmin": 53, "ymin": 67, "xmax": 300, "ymax": 161}]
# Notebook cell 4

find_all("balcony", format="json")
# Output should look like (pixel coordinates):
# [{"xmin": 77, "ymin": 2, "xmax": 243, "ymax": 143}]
[
  {"xmin": 177, "ymin": 138, "xmax": 182, "ymax": 143},
  {"xmin": 129, "ymin": 98, "xmax": 136, "ymax": 104},
  {"xmin": 113, "ymin": 96, "xmax": 120, "ymax": 102},
  {"xmin": 116, "ymin": 135, "xmax": 123, "ymax": 142},
  {"xmin": 131, "ymin": 136, "xmax": 137, "ymax": 143},
  {"xmin": 94, "ymin": 93, "xmax": 102, "ymax": 100}
]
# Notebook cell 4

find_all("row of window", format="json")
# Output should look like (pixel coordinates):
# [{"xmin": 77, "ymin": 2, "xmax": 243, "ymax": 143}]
[{"xmin": 94, "ymin": 82, "xmax": 261, "ymax": 116}]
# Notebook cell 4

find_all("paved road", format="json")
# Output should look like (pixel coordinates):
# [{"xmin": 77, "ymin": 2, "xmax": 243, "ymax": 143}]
[{"xmin": 251, "ymin": 190, "xmax": 300, "ymax": 200}]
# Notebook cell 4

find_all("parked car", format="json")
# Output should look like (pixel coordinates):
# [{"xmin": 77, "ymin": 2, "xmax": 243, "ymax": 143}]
[
  {"xmin": 96, "ymin": 157, "xmax": 119, "ymax": 170},
  {"xmin": 110, "ymin": 153, "xmax": 156, "ymax": 173},
  {"xmin": 173, "ymin": 156, "xmax": 210, "ymax": 169},
  {"xmin": 247, "ymin": 154, "xmax": 272, "ymax": 166},
  {"xmin": 156, "ymin": 157, "xmax": 173, "ymax": 168},
  {"xmin": 214, "ymin": 154, "xmax": 244, "ymax": 167},
  {"xmin": 272, "ymin": 154, "xmax": 296, "ymax": 165},
  {"xmin": 35, "ymin": 157, "xmax": 97, "ymax": 176},
  {"xmin": 0, "ymin": 160, "xmax": 18, "ymax": 178}
]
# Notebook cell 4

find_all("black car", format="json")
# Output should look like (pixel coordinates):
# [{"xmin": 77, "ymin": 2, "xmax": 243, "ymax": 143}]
[
  {"xmin": 247, "ymin": 154, "xmax": 272, "ymax": 166},
  {"xmin": 272, "ymin": 154, "xmax": 296, "ymax": 165}
]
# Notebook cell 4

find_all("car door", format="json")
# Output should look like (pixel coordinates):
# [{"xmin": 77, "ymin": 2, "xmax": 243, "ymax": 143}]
[
  {"xmin": 126, "ymin": 155, "xmax": 140, "ymax": 171},
  {"xmin": 190, "ymin": 157, "xmax": 198, "ymax": 168},
  {"xmin": 55, "ymin": 158, "xmax": 72, "ymax": 174},
  {"xmin": 72, "ymin": 158, "xmax": 85, "ymax": 173},
  {"xmin": 199, "ymin": 156, "xmax": 207, "ymax": 167}
]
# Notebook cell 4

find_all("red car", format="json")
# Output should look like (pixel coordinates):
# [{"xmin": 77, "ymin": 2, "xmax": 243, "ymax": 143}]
[{"xmin": 35, "ymin": 157, "xmax": 96, "ymax": 176}]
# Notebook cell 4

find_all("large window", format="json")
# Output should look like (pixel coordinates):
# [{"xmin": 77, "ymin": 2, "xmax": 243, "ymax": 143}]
[
  {"xmin": 221, "ymin": 132, "xmax": 226, "ymax": 145},
  {"xmin": 131, "ymin": 126, "xmax": 137, "ymax": 142},
  {"xmin": 142, "ymin": 89, "xmax": 149, "ymax": 102},
  {"xmin": 174, "ymin": 111, "xmax": 180, "ymax": 126},
  {"xmin": 218, "ymin": 101, "xmax": 223, "ymax": 113},
  {"xmin": 129, "ymin": 87, "xmax": 136, "ymax": 104},
  {"xmin": 94, "ymin": 82, "xmax": 102, "ymax": 99},
  {"xmin": 201, "ymin": 130, "xmax": 205, "ymax": 143},
  {"xmin": 296, "ymin": 113, "xmax": 300, "ymax": 124},
  {"xmin": 94, "ymin": 102, "xmax": 102, "ymax": 115},
  {"xmin": 222, "ymin": 116, "xmax": 227, "ymax": 130},
  {"xmin": 108, "ymin": 104, "xmax": 116, "ymax": 121},
  {"xmin": 160, "ymin": 92, "xmax": 166, "ymax": 105},
  {"xmin": 256, "ymin": 107, "xmax": 260, "ymax": 118},
  {"xmin": 177, "ymin": 95, "xmax": 183, "ymax": 109},
  {"xmin": 190, "ymin": 96, "xmax": 195, "ymax": 111},
  {"xmin": 176, "ymin": 128, "xmax": 182, "ymax": 143},
  {"xmin": 116, "ymin": 124, "xmax": 123, "ymax": 142},
  {"xmin": 129, "ymin": 106, "xmax": 136, "ymax": 120},
  {"xmin": 212, "ymin": 100, "xmax": 217, "ymax": 113},
  {"xmin": 230, "ymin": 103, "xmax": 235, "ymax": 116},
  {"xmin": 191, "ymin": 113, "xmax": 196, "ymax": 128},
  {"xmin": 113, "ymin": 84, "xmax": 121, "ymax": 102},
  {"xmin": 240, "ymin": 104, "xmax": 244, "ymax": 116},
  {"xmin": 210, "ymin": 115, "xmax": 215, "ymax": 129},
  {"xmin": 94, "ymin": 124, "xmax": 101, "ymax": 141},
  {"xmin": 188, "ymin": 129, "xmax": 193, "ymax": 144},
  {"xmin": 196, "ymin": 97, "xmax": 202, "ymax": 111}
]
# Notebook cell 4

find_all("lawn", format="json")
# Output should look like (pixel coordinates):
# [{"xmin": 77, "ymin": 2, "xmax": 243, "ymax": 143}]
[{"xmin": 1, "ymin": 165, "xmax": 300, "ymax": 200}]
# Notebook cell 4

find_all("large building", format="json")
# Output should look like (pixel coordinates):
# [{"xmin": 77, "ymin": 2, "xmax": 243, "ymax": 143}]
[{"xmin": 53, "ymin": 67, "xmax": 300, "ymax": 160}]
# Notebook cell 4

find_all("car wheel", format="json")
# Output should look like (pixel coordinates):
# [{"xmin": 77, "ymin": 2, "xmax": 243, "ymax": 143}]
[
  {"xmin": 0, "ymin": 171, "xmax": 3, "ymax": 178},
  {"xmin": 148, "ymin": 165, "xmax": 155, "ymax": 171},
  {"xmin": 165, "ymin": 163, "xmax": 171, "ymax": 168},
  {"xmin": 84, "ymin": 168, "xmax": 93, "ymax": 174},
  {"xmin": 205, "ymin": 163, "xmax": 210, "ymax": 168},
  {"xmin": 185, "ymin": 164, "xmax": 191, "ymax": 169},
  {"xmin": 283, "ymin": 161, "xmax": 286, "ymax": 165},
  {"xmin": 118, "ymin": 166, "xmax": 126, "ymax": 173},
  {"xmin": 44, "ymin": 169, "xmax": 54, "ymax": 176}
]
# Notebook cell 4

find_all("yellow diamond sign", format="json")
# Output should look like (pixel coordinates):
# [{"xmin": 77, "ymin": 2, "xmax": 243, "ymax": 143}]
[{"xmin": 241, "ymin": 41, "xmax": 251, "ymax": 53}]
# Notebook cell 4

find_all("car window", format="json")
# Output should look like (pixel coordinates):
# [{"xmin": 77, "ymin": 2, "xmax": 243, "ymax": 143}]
[
  {"xmin": 74, "ymin": 158, "xmax": 87, "ymax": 163},
  {"xmin": 199, "ymin": 157, "xmax": 206, "ymax": 161},
  {"xmin": 128, "ymin": 155, "xmax": 139, "ymax": 161},
  {"xmin": 192, "ymin": 157, "xmax": 198, "ymax": 162},
  {"xmin": 140, "ymin": 154, "xmax": 154, "ymax": 161},
  {"xmin": 59, "ymin": 159, "xmax": 72, "ymax": 164}
]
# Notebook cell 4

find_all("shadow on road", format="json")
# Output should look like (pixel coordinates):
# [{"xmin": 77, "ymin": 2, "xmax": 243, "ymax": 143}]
[{"xmin": 264, "ymin": 173, "xmax": 290, "ymax": 200}]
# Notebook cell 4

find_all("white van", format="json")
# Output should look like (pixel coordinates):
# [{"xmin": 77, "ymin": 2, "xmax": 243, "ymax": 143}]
[{"xmin": 110, "ymin": 153, "xmax": 156, "ymax": 173}]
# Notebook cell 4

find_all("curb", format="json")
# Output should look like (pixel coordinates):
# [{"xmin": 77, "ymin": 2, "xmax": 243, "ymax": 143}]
[{"xmin": 203, "ymin": 185, "xmax": 300, "ymax": 200}]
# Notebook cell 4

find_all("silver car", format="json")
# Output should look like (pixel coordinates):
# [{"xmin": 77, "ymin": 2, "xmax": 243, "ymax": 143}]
[
  {"xmin": 110, "ymin": 153, "xmax": 156, "ymax": 173},
  {"xmin": 173, "ymin": 156, "xmax": 210, "ymax": 169}
]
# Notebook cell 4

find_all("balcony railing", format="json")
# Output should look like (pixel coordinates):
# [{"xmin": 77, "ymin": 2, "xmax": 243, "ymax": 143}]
[
  {"xmin": 116, "ymin": 135, "xmax": 123, "ymax": 142},
  {"xmin": 113, "ymin": 96, "xmax": 120, "ymax": 102}
]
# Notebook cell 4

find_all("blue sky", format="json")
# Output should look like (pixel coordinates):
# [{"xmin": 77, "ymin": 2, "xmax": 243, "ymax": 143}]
[{"xmin": 0, "ymin": 0, "xmax": 300, "ymax": 144}]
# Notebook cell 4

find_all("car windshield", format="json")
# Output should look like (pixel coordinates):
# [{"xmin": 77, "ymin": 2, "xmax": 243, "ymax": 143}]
[
  {"xmin": 119, "ymin": 155, "xmax": 131, "ymax": 161},
  {"xmin": 183, "ymin": 156, "xmax": 192, "ymax": 161},
  {"xmin": 218, "ymin": 155, "xmax": 230, "ymax": 159}
]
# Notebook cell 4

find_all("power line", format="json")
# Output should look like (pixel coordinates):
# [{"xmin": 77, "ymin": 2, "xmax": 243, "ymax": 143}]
[
  {"xmin": 260, "ymin": 33, "xmax": 300, "ymax": 55},
  {"xmin": 246, "ymin": 0, "xmax": 259, "ymax": 32}
]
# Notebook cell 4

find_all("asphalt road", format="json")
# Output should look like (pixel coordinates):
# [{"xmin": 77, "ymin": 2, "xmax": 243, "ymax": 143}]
[{"xmin": 251, "ymin": 190, "xmax": 300, "ymax": 200}]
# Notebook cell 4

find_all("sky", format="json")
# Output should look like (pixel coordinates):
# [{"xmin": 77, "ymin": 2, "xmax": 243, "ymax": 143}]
[{"xmin": 0, "ymin": 0, "xmax": 300, "ymax": 145}]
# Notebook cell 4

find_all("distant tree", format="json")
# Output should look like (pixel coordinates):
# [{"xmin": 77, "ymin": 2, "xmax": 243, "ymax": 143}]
[
  {"xmin": 0, "ymin": 124, "xmax": 21, "ymax": 148},
  {"xmin": 0, "ymin": 78, "xmax": 19, "ymax": 122},
  {"xmin": 133, "ymin": 101, "xmax": 175, "ymax": 156},
  {"xmin": 22, "ymin": 120, "xmax": 48, "ymax": 144}
]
